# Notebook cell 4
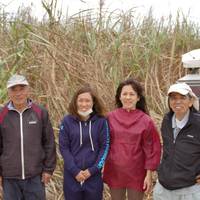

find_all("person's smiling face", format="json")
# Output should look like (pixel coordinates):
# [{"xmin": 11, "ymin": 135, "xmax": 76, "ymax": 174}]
[
  {"xmin": 169, "ymin": 92, "xmax": 193, "ymax": 119},
  {"xmin": 76, "ymin": 92, "xmax": 93, "ymax": 112},
  {"xmin": 120, "ymin": 85, "xmax": 140, "ymax": 111},
  {"xmin": 8, "ymin": 85, "xmax": 29, "ymax": 110}
]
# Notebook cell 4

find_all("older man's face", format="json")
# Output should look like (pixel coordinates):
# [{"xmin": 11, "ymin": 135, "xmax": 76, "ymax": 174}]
[
  {"xmin": 169, "ymin": 92, "xmax": 193, "ymax": 119},
  {"xmin": 8, "ymin": 85, "xmax": 29, "ymax": 110}
]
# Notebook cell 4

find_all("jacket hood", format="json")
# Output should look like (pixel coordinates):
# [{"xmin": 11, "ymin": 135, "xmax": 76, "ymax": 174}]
[{"xmin": 109, "ymin": 108, "xmax": 145, "ymax": 128}]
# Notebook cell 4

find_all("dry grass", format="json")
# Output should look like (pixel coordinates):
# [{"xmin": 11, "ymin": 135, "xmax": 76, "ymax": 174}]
[{"xmin": 0, "ymin": 0, "xmax": 200, "ymax": 199}]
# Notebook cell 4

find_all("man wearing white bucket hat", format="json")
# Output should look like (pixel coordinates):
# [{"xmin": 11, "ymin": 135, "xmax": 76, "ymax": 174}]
[{"xmin": 153, "ymin": 82, "xmax": 200, "ymax": 200}]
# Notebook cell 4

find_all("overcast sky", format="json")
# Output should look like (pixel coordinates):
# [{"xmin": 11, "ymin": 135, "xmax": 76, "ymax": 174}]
[{"xmin": 0, "ymin": 0, "xmax": 199, "ymax": 23}]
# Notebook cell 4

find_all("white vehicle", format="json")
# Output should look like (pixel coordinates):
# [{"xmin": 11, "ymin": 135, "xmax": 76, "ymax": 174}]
[{"xmin": 182, "ymin": 49, "xmax": 200, "ymax": 68}]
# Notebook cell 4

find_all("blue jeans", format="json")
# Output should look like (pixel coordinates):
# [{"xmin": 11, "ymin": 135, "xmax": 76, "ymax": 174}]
[{"xmin": 3, "ymin": 175, "xmax": 46, "ymax": 200}]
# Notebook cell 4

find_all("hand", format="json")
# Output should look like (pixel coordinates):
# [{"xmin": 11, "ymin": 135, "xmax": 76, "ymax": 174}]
[
  {"xmin": 196, "ymin": 175, "xmax": 200, "ymax": 184},
  {"xmin": 75, "ymin": 171, "xmax": 85, "ymax": 182},
  {"xmin": 82, "ymin": 169, "xmax": 91, "ymax": 180},
  {"xmin": 41, "ymin": 172, "xmax": 52, "ymax": 185},
  {"xmin": 143, "ymin": 170, "xmax": 152, "ymax": 194}
]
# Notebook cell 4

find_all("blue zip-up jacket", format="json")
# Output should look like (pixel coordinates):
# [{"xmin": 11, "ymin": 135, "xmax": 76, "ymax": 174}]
[{"xmin": 59, "ymin": 113, "xmax": 110, "ymax": 178}]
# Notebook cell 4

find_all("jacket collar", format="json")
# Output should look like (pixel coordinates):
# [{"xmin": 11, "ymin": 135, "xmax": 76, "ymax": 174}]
[
  {"xmin": 172, "ymin": 110, "xmax": 190, "ymax": 129},
  {"xmin": 7, "ymin": 99, "xmax": 32, "ymax": 111},
  {"xmin": 167, "ymin": 108, "xmax": 197, "ymax": 128}
]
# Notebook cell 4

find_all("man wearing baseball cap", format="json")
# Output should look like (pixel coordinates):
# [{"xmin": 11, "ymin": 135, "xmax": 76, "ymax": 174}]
[
  {"xmin": 0, "ymin": 74, "xmax": 56, "ymax": 199},
  {"xmin": 153, "ymin": 82, "xmax": 200, "ymax": 200}
]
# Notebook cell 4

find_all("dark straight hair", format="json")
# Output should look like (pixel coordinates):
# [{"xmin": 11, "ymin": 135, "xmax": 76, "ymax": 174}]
[{"xmin": 115, "ymin": 78, "xmax": 149, "ymax": 114}]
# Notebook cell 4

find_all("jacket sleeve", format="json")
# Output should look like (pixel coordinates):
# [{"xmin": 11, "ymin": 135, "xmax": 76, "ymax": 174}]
[
  {"xmin": 0, "ymin": 126, "xmax": 2, "ymax": 176},
  {"xmin": 41, "ymin": 108, "xmax": 56, "ymax": 174},
  {"xmin": 59, "ymin": 118, "xmax": 80, "ymax": 177},
  {"xmin": 142, "ymin": 120, "xmax": 161, "ymax": 170},
  {"xmin": 88, "ymin": 118, "xmax": 110, "ymax": 175}
]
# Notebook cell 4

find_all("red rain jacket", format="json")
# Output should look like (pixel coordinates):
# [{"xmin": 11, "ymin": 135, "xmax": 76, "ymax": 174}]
[{"xmin": 103, "ymin": 108, "xmax": 161, "ymax": 191}]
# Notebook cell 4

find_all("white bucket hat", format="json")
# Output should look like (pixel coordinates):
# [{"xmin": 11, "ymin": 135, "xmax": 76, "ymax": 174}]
[
  {"xmin": 7, "ymin": 74, "xmax": 29, "ymax": 89},
  {"xmin": 168, "ymin": 82, "xmax": 199, "ymax": 110}
]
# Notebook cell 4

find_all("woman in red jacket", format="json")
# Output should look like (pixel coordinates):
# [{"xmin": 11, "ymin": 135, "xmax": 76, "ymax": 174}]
[{"xmin": 103, "ymin": 78, "xmax": 161, "ymax": 200}]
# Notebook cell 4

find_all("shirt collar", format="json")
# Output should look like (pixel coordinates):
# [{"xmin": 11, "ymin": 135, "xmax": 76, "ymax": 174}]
[
  {"xmin": 172, "ymin": 110, "xmax": 190, "ymax": 129},
  {"xmin": 7, "ymin": 99, "xmax": 32, "ymax": 110}
]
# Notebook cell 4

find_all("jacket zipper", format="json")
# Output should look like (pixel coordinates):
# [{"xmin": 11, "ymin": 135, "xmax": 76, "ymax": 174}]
[
  {"xmin": 11, "ymin": 108, "xmax": 29, "ymax": 180},
  {"xmin": 173, "ymin": 127, "xmax": 186, "ymax": 144},
  {"xmin": 20, "ymin": 112, "xmax": 25, "ymax": 179}
]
